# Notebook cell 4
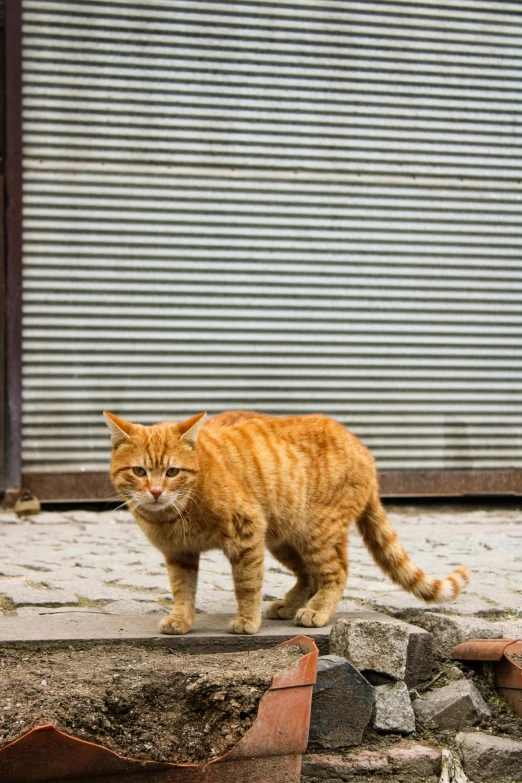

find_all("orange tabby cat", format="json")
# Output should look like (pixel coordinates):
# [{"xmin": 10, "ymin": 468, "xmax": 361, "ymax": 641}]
[{"xmin": 104, "ymin": 410, "xmax": 470, "ymax": 635}]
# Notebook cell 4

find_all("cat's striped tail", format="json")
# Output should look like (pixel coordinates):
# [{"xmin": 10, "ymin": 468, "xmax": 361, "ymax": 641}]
[{"xmin": 356, "ymin": 490, "xmax": 471, "ymax": 603}]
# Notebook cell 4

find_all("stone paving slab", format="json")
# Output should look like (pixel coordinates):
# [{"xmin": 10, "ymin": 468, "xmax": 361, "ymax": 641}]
[
  {"xmin": 0, "ymin": 504, "xmax": 520, "ymax": 637},
  {"xmin": 0, "ymin": 609, "xmax": 392, "ymax": 655}
]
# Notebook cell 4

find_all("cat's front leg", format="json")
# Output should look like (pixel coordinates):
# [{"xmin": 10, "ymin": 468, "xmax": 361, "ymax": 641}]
[
  {"xmin": 227, "ymin": 541, "xmax": 264, "ymax": 634},
  {"xmin": 159, "ymin": 552, "xmax": 199, "ymax": 635}
]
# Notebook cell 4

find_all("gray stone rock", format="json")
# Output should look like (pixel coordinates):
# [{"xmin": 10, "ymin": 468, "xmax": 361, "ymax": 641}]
[
  {"xmin": 411, "ymin": 612, "xmax": 522, "ymax": 659},
  {"xmin": 330, "ymin": 614, "xmax": 432, "ymax": 687},
  {"xmin": 413, "ymin": 680, "xmax": 491, "ymax": 730},
  {"xmin": 503, "ymin": 618, "xmax": 522, "ymax": 640},
  {"xmin": 308, "ymin": 654, "xmax": 374, "ymax": 749},
  {"xmin": 372, "ymin": 681, "xmax": 416, "ymax": 735},
  {"xmin": 456, "ymin": 731, "xmax": 522, "ymax": 783}
]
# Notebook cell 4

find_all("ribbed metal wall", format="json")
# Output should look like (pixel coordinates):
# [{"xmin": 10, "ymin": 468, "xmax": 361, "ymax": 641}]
[{"xmin": 21, "ymin": 0, "xmax": 522, "ymax": 477}]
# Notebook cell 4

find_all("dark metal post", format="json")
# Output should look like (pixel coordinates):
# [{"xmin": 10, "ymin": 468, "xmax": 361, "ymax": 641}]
[{"xmin": 3, "ymin": 0, "xmax": 23, "ymax": 500}]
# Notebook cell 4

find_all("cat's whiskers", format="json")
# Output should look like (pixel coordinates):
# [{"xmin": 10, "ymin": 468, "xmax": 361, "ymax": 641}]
[
  {"xmin": 187, "ymin": 487, "xmax": 204, "ymax": 504},
  {"xmin": 173, "ymin": 496, "xmax": 189, "ymax": 528},
  {"xmin": 101, "ymin": 493, "xmax": 128, "ymax": 508},
  {"xmin": 112, "ymin": 495, "xmax": 143, "ymax": 516},
  {"xmin": 104, "ymin": 490, "xmax": 125, "ymax": 501},
  {"xmin": 112, "ymin": 499, "xmax": 132, "ymax": 513}
]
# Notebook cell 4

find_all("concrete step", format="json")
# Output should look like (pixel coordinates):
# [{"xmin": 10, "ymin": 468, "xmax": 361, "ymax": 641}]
[{"xmin": 0, "ymin": 610, "xmax": 394, "ymax": 654}]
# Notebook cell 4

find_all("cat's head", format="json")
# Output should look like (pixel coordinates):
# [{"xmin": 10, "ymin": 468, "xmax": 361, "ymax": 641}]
[{"xmin": 103, "ymin": 411, "xmax": 206, "ymax": 516}]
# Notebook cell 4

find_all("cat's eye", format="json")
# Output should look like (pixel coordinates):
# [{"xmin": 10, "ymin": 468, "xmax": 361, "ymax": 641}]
[
  {"xmin": 166, "ymin": 467, "xmax": 180, "ymax": 477},
  {"xmin": 132, "ymin": 466, "xmax": 147, "ymax": 477}
]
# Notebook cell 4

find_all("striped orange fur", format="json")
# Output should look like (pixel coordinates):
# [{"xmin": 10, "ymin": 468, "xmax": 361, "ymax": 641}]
[{"xmin": 104, "ymin": 410, "xmax": 471, "ymax": 635}]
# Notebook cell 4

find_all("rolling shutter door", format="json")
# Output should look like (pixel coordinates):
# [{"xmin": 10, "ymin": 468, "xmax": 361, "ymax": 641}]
[{"xmin": 21, "ymin": 0, "xmax": 522, "ymax": 499}]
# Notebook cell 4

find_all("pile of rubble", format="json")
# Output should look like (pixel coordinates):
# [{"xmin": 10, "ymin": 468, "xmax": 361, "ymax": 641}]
[{"xmin": 303, "ymin": 613, "xmax": 522, "ymax": 783}]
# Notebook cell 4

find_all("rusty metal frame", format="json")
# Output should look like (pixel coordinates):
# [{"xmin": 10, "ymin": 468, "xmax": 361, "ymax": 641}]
[
  {"xmin": 2, "ymin": 0, "xmax": 23, "ymax": 502},
  {"xmin": 378, "ymin": 469, "xmax": 522, "ymax": 498},
  {"xmin": 21, "ymin": 468, "xmax": 522, "ymax": 503}
]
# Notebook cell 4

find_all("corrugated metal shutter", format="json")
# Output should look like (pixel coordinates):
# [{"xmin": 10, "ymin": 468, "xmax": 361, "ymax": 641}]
[{"xmin": 21, "ymin": 0, "xmax": 522, "ymax": 483}]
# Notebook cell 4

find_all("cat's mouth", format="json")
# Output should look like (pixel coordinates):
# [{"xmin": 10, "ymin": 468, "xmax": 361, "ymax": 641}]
[
  {"xmin": 146, "ymin": 497, "xmax": 169, "ymax": 509},
  {"xmin": 138, "ymin": 493, "xmax": 188, "ymax": 517}
]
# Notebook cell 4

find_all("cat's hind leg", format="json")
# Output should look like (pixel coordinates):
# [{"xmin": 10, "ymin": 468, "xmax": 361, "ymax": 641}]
[
  {"xmin": 293, "ymin": 530, "xmax": 348, "ymax": 628},
  {"xmin": 266, "ymin": 544, "xmax": 316, "ymax": 620}
]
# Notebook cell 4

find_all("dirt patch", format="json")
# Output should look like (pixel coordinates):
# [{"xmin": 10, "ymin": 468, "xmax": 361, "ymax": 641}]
[{"xmin": 0, "ymin": 643, "xmax": 302, "ymax": 763}]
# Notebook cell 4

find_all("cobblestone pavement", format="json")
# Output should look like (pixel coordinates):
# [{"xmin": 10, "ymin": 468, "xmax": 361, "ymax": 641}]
[{"xmin": 0, "ymin": 505, "xmax": 520, "ymax": 622}]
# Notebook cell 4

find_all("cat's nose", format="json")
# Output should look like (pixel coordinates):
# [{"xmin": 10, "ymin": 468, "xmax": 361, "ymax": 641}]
[{"xmin": 150, "ymin": 488, "xmax": 163, "ymax": 501}]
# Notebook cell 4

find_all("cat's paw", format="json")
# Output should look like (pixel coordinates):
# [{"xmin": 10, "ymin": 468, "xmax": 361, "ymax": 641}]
[
  {"xmin": 228, "ymin": 615, "xmax": 261, "ymax": 634},
  {"xmin": 266, "ymin": 600, "xmax": 295, "ymax": 620},
  {"xmin": 293, "ymin": 608, "xmax": 330, "ymax": 628},
  {"xmin": 159, "ymin": 612, "xmax": 193, "ymax": 635}
]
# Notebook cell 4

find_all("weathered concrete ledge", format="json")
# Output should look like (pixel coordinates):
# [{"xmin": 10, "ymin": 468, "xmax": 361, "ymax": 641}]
[{"xmin": 0, "ymin": 610, "xmax": 395, "ymax": 655}]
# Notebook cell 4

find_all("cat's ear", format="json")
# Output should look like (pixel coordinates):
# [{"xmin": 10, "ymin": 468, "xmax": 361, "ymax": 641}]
[
  {"xmin": 179, "ymin": 412, "xmax": 207, "ymax": 448},
  {"xmin": 103, "ymin": 411, "xmax": 134, "ymax": 449}
]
